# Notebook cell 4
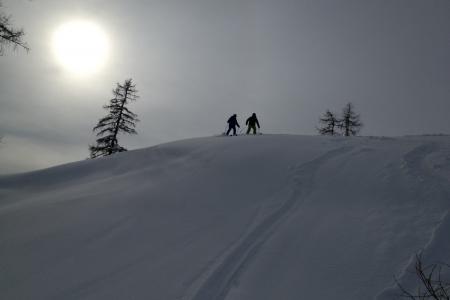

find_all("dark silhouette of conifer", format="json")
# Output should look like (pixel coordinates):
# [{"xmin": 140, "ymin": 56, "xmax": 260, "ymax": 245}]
[
  {"xmin": 317, "ymin": 110, "xmax": 340, "ymax": 136},
  {"xmin": 340, "ymin": 102, "xmax": 362, "ymax": 136},
  {"xmin": 89, "ymin": 79, "xmax": 139, "ymax": 158}
]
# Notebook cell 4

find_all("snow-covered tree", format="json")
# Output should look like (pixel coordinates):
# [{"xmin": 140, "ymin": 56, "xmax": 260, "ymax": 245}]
[
  {"xmin": 0, "ymin": 2, "xmax": 28, "ymax": 55},
  {"xmin": 89, "ymin": 79, "xmax": 139, "ymax": 158},
  {"xmin": 317, "ymin": 110, "xmax": 340, "ymax": 136},
  {"xmin": 340, "ymin": 102, "xmax": 362, "ymax": 136}
]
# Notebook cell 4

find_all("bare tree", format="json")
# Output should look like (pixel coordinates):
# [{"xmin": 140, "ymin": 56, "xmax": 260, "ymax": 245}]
[
  {"xmin": 396, "ymin": 254, "xmax": 450, "ymax": 300},
  {"xmin": 89, "ymin": 79, "xmax": 139, "ymax": 158},
  {"xmin": 340, "ymin": 102, "xmax": 362, "ymax": 136},
  {"xmin": 317, "ymin": 110, "xmax": 340, "ymax": 136},
  {"xmin": 0, "ymin": 1, "xmax": 28, "ymax": 55}
]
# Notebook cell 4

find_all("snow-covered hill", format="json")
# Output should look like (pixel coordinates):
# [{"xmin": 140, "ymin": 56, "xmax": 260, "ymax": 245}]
[{"xmin": 1, "ymin": 134, "xmax": 449, "ymax": 300}]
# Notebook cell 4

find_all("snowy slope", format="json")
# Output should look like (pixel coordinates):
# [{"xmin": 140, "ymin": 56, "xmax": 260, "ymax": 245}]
[{"xmin": 1, "ymin": 134, "xmax": 449, "ymax": 300}]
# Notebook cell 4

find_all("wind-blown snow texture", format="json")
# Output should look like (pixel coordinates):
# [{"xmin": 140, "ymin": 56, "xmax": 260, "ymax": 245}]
[{"xmin": 1, "ymin": 135, "xmax": 449, "ymax": 300}]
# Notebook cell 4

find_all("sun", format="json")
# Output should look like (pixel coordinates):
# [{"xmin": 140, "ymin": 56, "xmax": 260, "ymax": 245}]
[{"xmin": 52, "ymin": 20, "xmax": 109, "ymax": 75}]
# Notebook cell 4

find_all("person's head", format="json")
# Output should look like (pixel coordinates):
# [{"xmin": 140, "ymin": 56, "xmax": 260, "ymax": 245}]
[
  {"xmin": 252, "ymin": 113, "xmax": 256, "ymax": 117},
  {"xmin": 233, "ymin": 114, "xmax": 237, "ymax": 117}
]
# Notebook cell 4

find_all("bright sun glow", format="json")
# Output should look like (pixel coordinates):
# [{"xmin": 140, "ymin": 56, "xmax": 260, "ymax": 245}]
[{"xmin": 52, "ymin": 20, "xmax": 109, "ymax": 75}]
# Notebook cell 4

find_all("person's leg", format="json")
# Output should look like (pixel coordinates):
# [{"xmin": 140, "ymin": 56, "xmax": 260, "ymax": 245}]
[
  {"xmin": 246, "ymin": 126, "xmax": 251, "ymax": 134},
  {"xmin": 252, "ymin": 125, "xmax": 257, "ymax": 134},
  {"xmin": 226, "ymin": 127, "xmax": 232, "ymax": 135},
  {"xmin": 232, "ymin": 127, "xmax": 236, "ymax": 135}
]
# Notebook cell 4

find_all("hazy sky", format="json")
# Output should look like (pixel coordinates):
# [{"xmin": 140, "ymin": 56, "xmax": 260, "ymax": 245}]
[{"xmin": 1, "ymin": 0, "xmax": 450, "ymax": 174}]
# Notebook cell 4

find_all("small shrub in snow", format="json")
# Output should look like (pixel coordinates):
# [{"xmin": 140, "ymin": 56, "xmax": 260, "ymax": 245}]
[{"xmin": 396, "ymin": 254, "xmax": 450, "ymax": 300}]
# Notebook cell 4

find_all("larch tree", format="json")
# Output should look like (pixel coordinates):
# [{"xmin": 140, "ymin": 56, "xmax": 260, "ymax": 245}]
[
  {"xmin": 317, "ymin": 110, "xmax": 340, "ymax": 136},
  {"xmin": 89, "ymin": 79, "xmax": 139, "ymax": 158},
  {"xmin": 340, "ymin": 102, "xmax": 362, "ymax": 136},
  {"xmin": 0, "ymin": 2, "xmax": 28, "ymax": 55}
]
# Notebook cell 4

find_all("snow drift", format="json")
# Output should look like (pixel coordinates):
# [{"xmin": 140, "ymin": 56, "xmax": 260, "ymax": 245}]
[{"xmin": 1, "ymin": 134, "xmax": 449, "ymax": 300}]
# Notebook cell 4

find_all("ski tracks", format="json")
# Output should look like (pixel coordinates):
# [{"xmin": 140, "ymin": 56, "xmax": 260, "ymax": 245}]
[
  {"xmin": 402, "ymin": 142, "xmax": 450, "ymax": 203},
  {"xmin": 402, "ymin": 143, "xmax": 437, "ymax": 183},
  {"xmin": 183, "ymin": 146, "xmax": 353, "ymax": 300},
  {"xmin": 376, "ymin": 141, "xmax": 450, "ymax": 300}
]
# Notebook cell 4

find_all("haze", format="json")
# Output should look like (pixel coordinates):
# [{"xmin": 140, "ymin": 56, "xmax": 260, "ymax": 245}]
[{"xmin": 1, "ymin": 0, "xmax": 449, "ymax": 174}]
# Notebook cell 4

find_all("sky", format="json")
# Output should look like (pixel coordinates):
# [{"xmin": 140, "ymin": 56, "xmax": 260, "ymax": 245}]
[{"xmin": 1, "ymin": 0, "xmax": 450, "ymax": 174}]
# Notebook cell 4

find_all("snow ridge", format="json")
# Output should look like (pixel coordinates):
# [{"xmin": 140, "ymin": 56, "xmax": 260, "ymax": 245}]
[{"xmin": 1, "ymin": 135, "xmax": 450, "ymax": 300}]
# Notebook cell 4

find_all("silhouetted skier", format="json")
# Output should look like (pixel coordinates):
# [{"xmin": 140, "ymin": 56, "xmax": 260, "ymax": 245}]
[
  {"xmin": 226, "ymin": 114, "xmax": 240, "ymax": 136},
  {"xmin": 246, "ymin": 113, "xmax": 260, "ymax": 134}
]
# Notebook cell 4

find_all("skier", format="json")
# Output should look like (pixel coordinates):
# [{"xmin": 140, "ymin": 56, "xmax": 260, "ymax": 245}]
[
  {"xmin": 246, "ymin": 113, "xmax": 260, "ymax": 134},
  {"xmin": 226, "ymin": 114, "xmax": 240, "ymax": 136}
]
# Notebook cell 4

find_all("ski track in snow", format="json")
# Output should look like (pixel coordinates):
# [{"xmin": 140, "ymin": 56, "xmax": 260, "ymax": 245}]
[
  {"xmin": 376, "ymin": 141, "xmax": 450, "ymax": 299},
  {"xmin": 403, "ymin": 143, "xmax": 438, "ymax": 185},
  {"xmin": 184, "ymin": 146, "xmax": 353, "ymax": 300},
  {"xmin": 401, "ymin": 142, "xmax": 450, "ymax": 209}
]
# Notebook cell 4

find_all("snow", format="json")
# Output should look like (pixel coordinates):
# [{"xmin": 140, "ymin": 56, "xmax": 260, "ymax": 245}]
[{"xmin": 0, "ymin": 134, "xmax": 449, "ymax": 299}]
